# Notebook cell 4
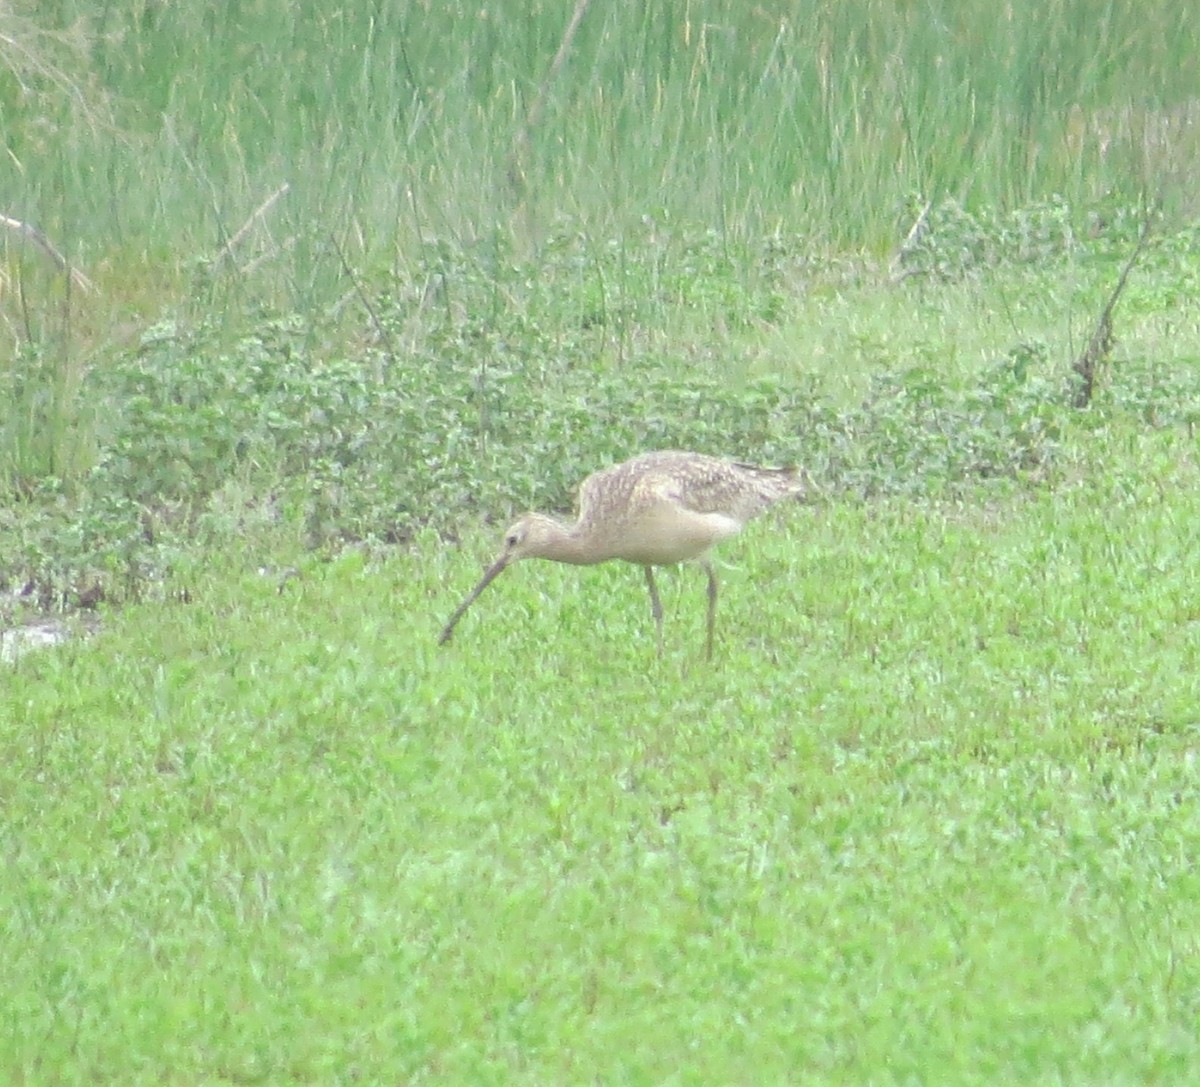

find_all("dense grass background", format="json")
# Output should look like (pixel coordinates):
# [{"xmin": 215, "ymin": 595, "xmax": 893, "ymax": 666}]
[
  {"xmin": 4, "ymin": 2, "xmax": 1200, "ymax": 1082},
  {"xmin": 2, "ymin": 0, "xmax": 1197, "ymax": 491},
  {"xmin": 2, "ymin": 0, "xmax": 1198, "ymax": 506},
  {"xmin": 3, "ymin": 0, "xmax": 1198, "ymax": 274}
]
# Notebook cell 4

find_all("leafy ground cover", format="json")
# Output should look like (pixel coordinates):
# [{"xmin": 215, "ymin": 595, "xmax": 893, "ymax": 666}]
[
  {"xmin": 4, "ymin": 427, "xmax": 1200, "ymax": 1083},
  {"xmin": 5, "ymin": 206, "xmax": 1198, "ymax": 606},
  {"xmin": 3, "ymin": 3, "xmax": 1200, "ymax": 1082},
  {"xmin": 4, "ymin": 211, "xmax": 1200, "ymax": 1083}
]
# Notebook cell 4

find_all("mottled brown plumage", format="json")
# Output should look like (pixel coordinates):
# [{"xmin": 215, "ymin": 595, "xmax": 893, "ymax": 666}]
[{"xmin": 438, "ymin": 451, "xmax": 805, "ymax": 658}]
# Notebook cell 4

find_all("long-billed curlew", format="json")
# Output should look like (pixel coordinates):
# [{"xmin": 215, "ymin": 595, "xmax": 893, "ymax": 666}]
[{"xmin": 438, "ymin": 450, "xmax": 805, "ymax": 658}]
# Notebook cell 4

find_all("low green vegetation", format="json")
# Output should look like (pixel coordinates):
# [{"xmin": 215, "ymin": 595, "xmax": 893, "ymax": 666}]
[
  {"xmin": 5, "ymin": 433, "xmax": 1200, "ymax": 1083},
  {"xmin": 4, "ymin": 206, "xmax": 1200, "ymax": 1082},
  {"xmin": 5, "ymin": 203, "xmax": 1199, "ymax": 606},
  {"xmin": 3, "ymin": 1, "xmax": 1200, "ymax": 1082}
]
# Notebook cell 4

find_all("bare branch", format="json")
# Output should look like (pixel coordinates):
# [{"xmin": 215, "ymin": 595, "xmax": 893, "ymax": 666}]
[
  {"xmin": 327, "ymin": 231, "xmax": 397, "ymax": 372},
  {"xmin": 0, "ymin": 213, "xmax": 95, "ymax": 293},
  {"xmin": 509, "ymin": 0, "xmax": 592, "ymax": 193},
  {"xmin": 210, "ymin": 183, "xmax": 291, "ymax": 268},
  {"xmin": 1071, "ymin": 207, "xmax": 1155, "ymax": 409},
  {"xmin": 890, "ymin": 199, "xmax": 933, "ymax": 283}
]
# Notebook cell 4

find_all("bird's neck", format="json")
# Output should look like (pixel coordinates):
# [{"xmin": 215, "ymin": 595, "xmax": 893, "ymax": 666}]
[{"xmin": 530, "ymin": 517, "xmax": 604, "ymax": 565}]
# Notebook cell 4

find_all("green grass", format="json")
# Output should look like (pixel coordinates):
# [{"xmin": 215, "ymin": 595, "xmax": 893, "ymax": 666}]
[
  {"xmin": 3, "ymin": 0, "xmax": 1196, "ymax": 279},
  {"xmin": 4, "ymin": 429, "xmax": 1200, "ymax": 1083},
  {"xmin": 4, "ymin": 213, "xmax": 1199, "ymax": 617},
  {"xmin": 4, "ymin": 0, "xmax": 1198, "ymax": 504},
  {"xmin": 3, "ymin": 4, "xmax": 1200, "ymax": 1079}
]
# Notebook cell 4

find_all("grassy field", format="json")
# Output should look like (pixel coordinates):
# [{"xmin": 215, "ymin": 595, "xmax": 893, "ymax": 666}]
[
  {"xmin": 4, "ymin": 1, "xmax": 1200, "ymax": 1082},
  {"xmin": 5, "ymin": 212, "xmax": 1200, "ymax": 1085},
  {"xmin": 5, "ymin": 432, "xmax": 1200, "ymax": 1083}
]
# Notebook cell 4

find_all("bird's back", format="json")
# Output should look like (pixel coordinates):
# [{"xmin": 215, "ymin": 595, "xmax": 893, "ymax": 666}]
[{"xmin": 577, "ymin": 451, "xmax": 803, "ymax": 533}]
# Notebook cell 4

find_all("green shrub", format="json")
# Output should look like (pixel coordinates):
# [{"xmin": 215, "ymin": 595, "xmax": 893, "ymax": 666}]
[{"xmin": 5, "ymin": 216, "xmax": 1197, "ymax": 607}]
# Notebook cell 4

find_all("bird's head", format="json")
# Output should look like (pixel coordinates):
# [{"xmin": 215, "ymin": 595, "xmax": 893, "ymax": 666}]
[{"xmin": 496, "ymin": 512, "xmax": 562, "ymax": 564}]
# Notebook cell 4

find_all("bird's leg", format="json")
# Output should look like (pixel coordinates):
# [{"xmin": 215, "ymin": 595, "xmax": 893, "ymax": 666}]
[
  {"xmin": 701, "ymin": 559, "xmax": 718, "ymax": 660},
  {"xmin": 643, "ymin": 565, "xmax": 664, "ymax": 659}
]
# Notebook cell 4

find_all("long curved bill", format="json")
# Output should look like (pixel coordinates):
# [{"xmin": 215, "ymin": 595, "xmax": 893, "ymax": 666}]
[{"xmin": 437, "ymin": 555, "xmax": 510, "ymax": 645}]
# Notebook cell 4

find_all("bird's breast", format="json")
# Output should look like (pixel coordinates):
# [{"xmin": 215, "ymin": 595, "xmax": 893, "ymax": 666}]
[{"xmin": 605, "ymin": 508, "xmax": 743, "ymax": 566}]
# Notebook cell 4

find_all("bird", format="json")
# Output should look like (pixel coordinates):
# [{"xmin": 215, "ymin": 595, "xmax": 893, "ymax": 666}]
[{"xmin": 437, "ymin": 450, "xmax": 805, "ymax": 659}]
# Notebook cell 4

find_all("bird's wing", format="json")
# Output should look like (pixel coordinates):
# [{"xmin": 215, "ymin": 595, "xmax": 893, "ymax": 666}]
[
  {"xmin": 638, "ymin": 471, "xmax": 694, "ymax": 511},
  {"xmin": 574, "ymin": 469, "xmax": 606, "ymax": 519}
]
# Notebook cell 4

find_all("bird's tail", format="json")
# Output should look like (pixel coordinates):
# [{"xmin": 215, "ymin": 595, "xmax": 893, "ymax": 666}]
[{"xmin": 737, "ymin": 462, "xmax": 811, "ymax": 502}]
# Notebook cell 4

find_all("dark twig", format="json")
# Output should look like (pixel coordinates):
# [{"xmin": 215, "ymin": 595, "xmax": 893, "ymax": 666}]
[
  {"xmin": 1072, "ymin": 208, "xmax": 1154, "ymax": 408},
  {"xmin": 328, "ymin": 230, "xmax": 397, "ymax": 371}
]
